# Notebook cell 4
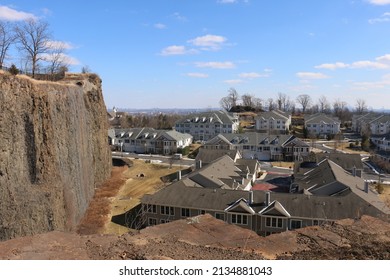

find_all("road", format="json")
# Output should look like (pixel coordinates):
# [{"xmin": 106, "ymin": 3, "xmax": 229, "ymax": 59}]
[{"xmin": 112, "ymin": 151, "xmax": 195, "ymax": 167}]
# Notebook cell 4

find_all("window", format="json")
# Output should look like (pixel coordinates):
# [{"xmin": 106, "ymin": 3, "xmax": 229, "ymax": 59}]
[
  {"xmin": 160, "ymin": 219, "xmax": 170, "ymax": 224},
  {"xmin": 312, "ymin": 220, "xmax": 320, "ymax": 226},
  {"xmin": 124, "ymin": 139, "xmax": 130, "ymax": 143},
  {"xmin": 265, "ymin": 217, "xmax": 283, "ymax": 228},
  {"xmin": 231, "ymin": 214, "xmax": 248, "ymax": 225},
  {"xmin": 161, "ymin": 206, "xmax": 174, "ymax": 216},
  {"xmin": 144, "ymin": 204, "xmax": 157, "ymax": 214},
  {"xmin": 181, "ymin": 208, "xmax": 190, "ymax": 217},
  {"xmin": 148, "ymin": 218, "xmax": 157, "ymax": 226},
  {"xmin": 215, "ymin": 213, "xmax": 225, "ymax": 220},
  {"xmin": 290, "ymin": 219, "xmax": 302, "ymax": 229},
  {"xmin": 199, "ymin": 210, "xmax": 206, "ymax": 215}
]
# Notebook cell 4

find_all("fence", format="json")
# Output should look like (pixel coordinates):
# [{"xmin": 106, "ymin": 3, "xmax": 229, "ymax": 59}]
[{"xmin": 0, "ymin": 65, "xmax": 66, "ymax": 81}]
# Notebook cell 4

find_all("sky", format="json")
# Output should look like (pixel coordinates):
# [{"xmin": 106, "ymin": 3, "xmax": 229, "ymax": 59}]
[{"xmin": 1, "ymin": 0, "xmax": 390, "ymax": 110}]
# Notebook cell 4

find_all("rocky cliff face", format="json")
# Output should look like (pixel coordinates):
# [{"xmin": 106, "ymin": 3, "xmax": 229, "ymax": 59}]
[{"xmin": 0, "ymin": 71, "xmax": 111, "ymax": 241}]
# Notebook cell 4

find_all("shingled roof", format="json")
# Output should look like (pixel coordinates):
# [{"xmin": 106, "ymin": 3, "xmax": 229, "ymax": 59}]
[{"xmin": 141, "ymin": 182, "xmax": 390, "ymax": 221}]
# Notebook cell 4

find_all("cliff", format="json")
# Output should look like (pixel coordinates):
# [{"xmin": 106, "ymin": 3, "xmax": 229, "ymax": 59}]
[{"xmin": 0, "ymin": 71, "xmax": 111, "ymax": 241}]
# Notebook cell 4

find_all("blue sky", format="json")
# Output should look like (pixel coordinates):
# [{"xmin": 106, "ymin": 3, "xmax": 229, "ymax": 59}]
[{"xmin": 1, "ymin": 0, "xmax": 390, "ymax": 110}]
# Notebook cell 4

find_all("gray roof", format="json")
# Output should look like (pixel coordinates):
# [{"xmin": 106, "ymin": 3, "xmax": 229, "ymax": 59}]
[
  {"xmin": 369, "ymin": 114, "xmax": 390, "ymax": 124},
  {"xmin": 256, "ymin": 110, "xmax": 289, "ymax": 121},
  {"xmin": 195, "ymin": 148, "xmax": 240, "ymax": 165},
  {"xmin": 113, "ymin": 127, "xmax": 191, "ymax": 141},
  {"xmin": 175, "ymin": 110, "xmax": 238, "ymax": 125},
  {"xmin": 160, "ymin": 130, "xmax": 193, "ymax": 141},
  {"xmin": 315, "ymin": 153, "xmax": 363, "ymax": 170},
  {"xmin": 206, "ymin": 132, "xmax": 295, "ymax": 147},
  {"xmin": 296, "ymin": 159, "xmax": 363, "ymax": 195},
  {"xmin": 175, "ymin": 155, "xmax": 256, "ymax": 190},
  {"xmin": 141, "ymin": 181, "xmax": 390, "ymax": 221},
  {"xmin": 305, "ymin": 113, "xmax": 340, "ymax": 124}
]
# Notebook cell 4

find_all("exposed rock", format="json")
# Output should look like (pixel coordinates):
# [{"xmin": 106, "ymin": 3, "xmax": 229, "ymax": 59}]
[{"xmin": 0, "ymin": 71, "xmax": 111, "ymax": 241}]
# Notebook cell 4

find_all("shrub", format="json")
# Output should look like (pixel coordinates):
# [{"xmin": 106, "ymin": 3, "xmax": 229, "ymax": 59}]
[
  {"xmin": 8, "ymin": 64, "xmax": 19, "ymax": 75},
  {"xmin": 376, "ymin": 184, "xmax": 384, "ymax": 194}
]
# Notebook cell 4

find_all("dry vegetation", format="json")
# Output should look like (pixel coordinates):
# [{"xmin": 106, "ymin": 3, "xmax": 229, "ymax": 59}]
[
  {"xmin": 77, "ymin": 166, "xmax": 128, "ymax": 235},
  {"xmin": 77, "ymin": 159, "xmax": 182, "ymax": 235},
  {"xmin": 378, "ymin": 184, "xmax": 390, "ymax": 209}
]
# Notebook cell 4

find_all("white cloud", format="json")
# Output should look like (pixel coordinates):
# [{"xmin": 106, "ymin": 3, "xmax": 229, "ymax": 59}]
[
  {"xmin": 160, "ymin": 45, "xmax": 197, "ymax": 56},
  {"xmin": 171, "ymin": 12, "xmax": 187, "ymax": 21},
  {"xmin": 351, "ymin": 73, "xmax": 390, "ymax": 90},
  {"xmin": 239, "ymin": 72, "xmax": 269, "ymax": 78},
  {"xmin": 223, "ymin": 79, "xmax": 244, "ymax": 84},
  {"xmin": 296, "ymin": 72, "xmax": 330, "ymax": 79},
  {"xmin": 315, "ymin": 55, "xmax": 390, "ymax": 70},
  {"xmin": 350, "ymin": 60, "xmax": 389, "ymax": 69},
  {"xmin": 369, "ymin": 12, "xmax": 390, "ymax": 24},
  {"xmin": 315, "ymin": 62, "xmax": 348, "ymax": 70},
  {"xmin": 41, "ymin": 53, "xmax": 80, "ymax": 66},
  {"xmin": 367, "ymin": 0, "xmax": 390, "ymax": 5},
  {"xmin": 217, "ymin": 0, "xmax": 237, "ymax": 3},
  {"xmin": 195, "ymin": 61, "xmax": 235, "ymax": 69},
  {"xmin": 0, "ymin": 5, "xmax": 37, "ymax": 21},
  {"xmin": 376, "ymin": 54, "xmax": 390, "ymax": 63},
  {"xmin": 45, "ymin": 41, "xmax": 75, "ymax": 50},
  {"xmin": 185, "ymin": 72, "xmax": 209, "ymax": 78},
  {"xmin": 154, "ymin": 23, "xmax": 167, "ymax": 29},
  {"xmin": 188, "ymin": 34, "xmax": 227, "ymax": 51}
]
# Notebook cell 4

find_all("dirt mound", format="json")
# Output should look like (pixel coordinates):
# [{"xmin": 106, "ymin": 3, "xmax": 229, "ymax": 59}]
[{"xmin": 0, "ymin": 215, "xmax": 388, "ymax": 260}]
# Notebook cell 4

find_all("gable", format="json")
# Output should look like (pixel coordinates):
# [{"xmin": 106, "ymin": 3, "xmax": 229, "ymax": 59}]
[
  {"xmin": 259, "ymin": 201, "xmax": 291, "ymax": 217},
  {"xmin": 224, "ymin": 198, "xmax": 255, "ymax": 214}
]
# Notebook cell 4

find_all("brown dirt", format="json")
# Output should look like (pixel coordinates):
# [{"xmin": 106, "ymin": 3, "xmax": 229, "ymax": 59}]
[{"xmin": 0, "ymin": 214, "xmax": 388, "ymax": 260}]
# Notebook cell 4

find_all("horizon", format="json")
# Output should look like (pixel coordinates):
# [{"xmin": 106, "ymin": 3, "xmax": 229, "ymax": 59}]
[{"xmin": 1, "ymin": 1, "xmax": 390, "ymax": 110}]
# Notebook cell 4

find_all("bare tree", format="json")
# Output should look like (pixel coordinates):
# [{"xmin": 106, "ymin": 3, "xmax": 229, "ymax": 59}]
[
  {"xmin": 227, "ymin": 87, "xmax": 239, "ymax": 107},
  {"xmin": 43, "ymin": 41, "xmax": 69, "ymax": 75},
  {"xmin": 253, "ymin": 97, "xmax": 263, "ymax": 112},
  {"xmin": 355, "ymin": 99, "xmax": 368, "ymax": 114},
  {"xmin": 219, "ymin": 87, "xmax": 240, "ymax": 111},
  {"xmin": 318, "ymin": 95, "xmax": 331, "ymax": 113},
  {"xmin": 296, "ymin": 94, "xmax": 312, "ymax": 114},
  {"xmin": 333, "ymin": 99, "xmax": 347, "ymax": 116},
  {"xmin": 241, "ymin": 94, "xmax": 255, "ymax": 108},
  {"xmin": 283, "ymin": 96, "xmax": 294, "ymax": 112},
  {"xmin": 333, "ymin": 99, "xmax": 352, "ymax": 125},
  {"xmin": 267, "ymin": 98, "xmax": 276, "ymax": 111},
  {"xmin": 311, "ymin": 104, "xmax": 319, "ymax": 114},
  {"xmin": 0, "ymin": 21, "xmax": 16, "ymax": 69},
  {"xmin": 276, "ymin": 92, "xmax": 285, "ymax": 110},
  {"xmin": 219, "ymin": 96, "xmax": 232, "ymax": 111},
  {"xmin": 277, "ymin": 92, "xmax": 293, "ymax": 111},
  {"xmin": 14, "ymin": 19, "xmax": 51, "ymax": 77}
]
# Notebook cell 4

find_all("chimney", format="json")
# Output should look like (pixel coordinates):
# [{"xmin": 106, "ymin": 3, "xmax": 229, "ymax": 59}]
[
  {"xmin": 364, "ymin": 181, "xmax": 369, "ymax": 193},
  {"xmin": 196, "ymin": 160, "xmax": 202, "ymax": 170},
  {"xmin": 352, "ymin": 166, "xmax": 356, "ymax": 177},
  {"xmin": 356, "ymin": 169, "xmax": 362, "ymax": 178},
  {"xmin": 248, "ymin": 191, "xmax": 254, "ymax": 205},
  {"xmin": 265, "ymin": 191, "xmax": 271, "ymax": 206},
  {"xmin": 178, "ymin": 170, "xmax": 182, "ymax": 181}
]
